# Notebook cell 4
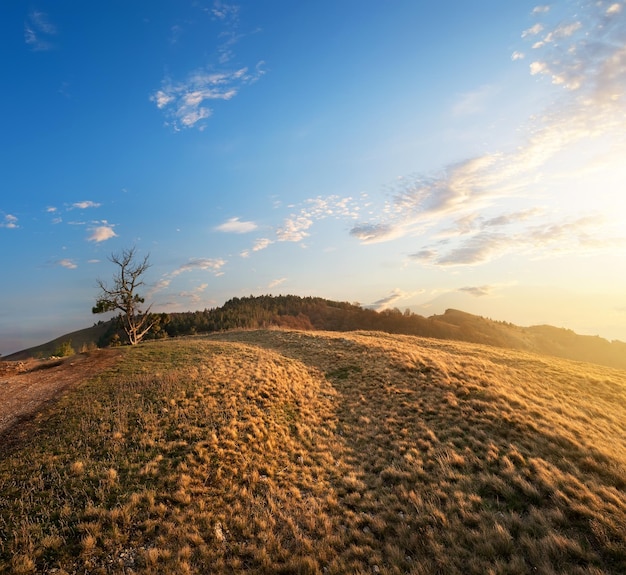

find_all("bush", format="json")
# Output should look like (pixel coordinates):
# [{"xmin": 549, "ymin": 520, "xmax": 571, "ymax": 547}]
[
  {"xmin": 79, "ymin": 342, "xmax": 98, "ymax": 353},
  {"xmin": 55, "ymin": 340, "xmax": 75, "ymax": 357}
]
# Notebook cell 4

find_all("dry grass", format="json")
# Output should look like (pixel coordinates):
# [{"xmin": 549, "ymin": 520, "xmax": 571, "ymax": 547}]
[{"xmin": 1, "ymin": 329, "xmax": 625, "ymax": 574}]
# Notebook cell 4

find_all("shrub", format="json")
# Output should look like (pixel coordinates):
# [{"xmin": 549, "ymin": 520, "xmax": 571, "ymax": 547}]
[{"xmin": 55, "ymin": 340, "xmax": 75, "ymax": 357}]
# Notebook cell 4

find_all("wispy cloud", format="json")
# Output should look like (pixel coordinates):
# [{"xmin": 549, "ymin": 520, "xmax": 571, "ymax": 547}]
[
  {"xmin": 252, "ymin": 238, "xmax": 273, "ymax": 251},
  {"xmin": 215, "ymin": 217, "xmax": 257, "ymax": 233},
  {"xmin": 234, "ymin": 195, "xmax": 361, "ymax": 257},
  {"xmin": 211, "ymin": 1, "xmax": 239, "ymax": 22},
  {"xmin": 268, "ymin": 277, "xmax": 286, "ymax": 289},
  {"xmin": 369, "ymin": 288, "xmax": 424, "ymax": 311},
  {"xmin": 458, "ymin": 285, "xmax": 493, "ymax": 297},
  {"xmin": 57, "ymin": 259, "xmax": 77, "ymax": 270},
  {"xmin": 275, "ymin": 195, "xmax": 359, "ymax": 243},
  {"xmin": 276, "ymin": 215, "xmax": 313, "ymax": 242},
  {"xmin": 87, "ymin": 224, "xmax": 117, "ymax": 242},
  {"xmin": 349, "ymin": 1, "xmax": 626, "ymax": 267},
  {"xmin": 151, "ymin": 1, "xmax": 265, "ymax": 130},
  {"xmin": 0, "ymin": 214, "xmax": 18, "ymax": 229},
  {"xmin": 179, "ymin": 283, "xmax": 209, "ymax": 304},
  {"xmin": 522, "ymin": 23, "xmax": 544, "ymax": 37},
  {"xmin": 412, "ymin": 214, "xmax": 622, "ymax": 267},
  {"xmin": 151, "ymin": 67, "xmax": 264, "ymax": 130},
  {"xmin": 171, "ymin": 258, "xmax": 226, "ymax": 278},
  {"xmin": 607, "ymin": 3, "xmax": 622, "ymax": 16},
  {"xmin": 72, "ymin": 201, "xmax": 101, "ymax": 209},
  {"xmin": 149, "ymin": 257, "xmax": 227, "ymax": 300},
  {"xmin": 209, "ymin": 1, "xmax": 243, "ymax": 64},
  {"xmin": 532, "ymin": 6, "xmax": 551, "ymax": 15},
  {"xmin": 526, "ymin": 1, "xmax": 626, "ymax": 96},
  {"xmin": 350, "ymin": 223, "xmax": 401, "ymax": 243},
  {"xmin": 24, "ymin": 10, "xmax": 57, "ymax": 51}
]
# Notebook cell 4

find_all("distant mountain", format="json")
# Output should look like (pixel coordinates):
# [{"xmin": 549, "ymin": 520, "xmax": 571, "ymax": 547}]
[
  {"xmin": 5, "ymin": 295, "xmax": 626, "ymax": 370},
  {"xmin": 3, "ymin": 321, "xmax": 113, "ymax": 361}
]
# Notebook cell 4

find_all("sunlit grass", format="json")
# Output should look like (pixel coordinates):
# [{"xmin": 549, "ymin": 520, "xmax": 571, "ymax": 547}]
[{"xmin": 1, "ymin": 330, "xmax": 625, "ymax": 574}]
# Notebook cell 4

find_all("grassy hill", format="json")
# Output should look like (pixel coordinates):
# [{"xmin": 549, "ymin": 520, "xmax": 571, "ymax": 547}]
[{"xmin": 1, "ymin": 330, "xmax": 625, "ymax": 574}]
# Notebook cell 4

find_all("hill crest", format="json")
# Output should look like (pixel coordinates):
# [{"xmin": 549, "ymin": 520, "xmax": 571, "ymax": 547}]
[{"xmin": 4, "ymin": 295, "xmax": 626, "ymax": 370}]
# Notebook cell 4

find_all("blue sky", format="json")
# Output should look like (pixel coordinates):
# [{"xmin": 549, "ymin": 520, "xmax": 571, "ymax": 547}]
[{"xmin": 1, "ymin": 1, "xmax": 626, "ymax": 355}]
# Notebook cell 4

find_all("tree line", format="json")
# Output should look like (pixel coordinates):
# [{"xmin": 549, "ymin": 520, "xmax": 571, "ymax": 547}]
[{"xmin": 92, "ymin": 248, "xmax": 453, "ymax": 347}]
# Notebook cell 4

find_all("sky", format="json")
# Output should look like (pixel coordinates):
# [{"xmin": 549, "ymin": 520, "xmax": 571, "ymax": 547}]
[{"xmin": 1, "ymin": 0, "xmax": 626, "ymax": 355}]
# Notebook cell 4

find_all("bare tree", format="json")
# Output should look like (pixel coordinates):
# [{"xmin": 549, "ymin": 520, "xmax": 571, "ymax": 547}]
[{"xmin": 92, "ymin": 247, "xmax": 156, "ymax": 345}]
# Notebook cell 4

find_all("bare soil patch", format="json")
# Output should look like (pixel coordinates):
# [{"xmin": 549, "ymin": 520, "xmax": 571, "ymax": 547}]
[{"xmin": 0, "ymin": 349, "xmax": 122, "ymax": 445}]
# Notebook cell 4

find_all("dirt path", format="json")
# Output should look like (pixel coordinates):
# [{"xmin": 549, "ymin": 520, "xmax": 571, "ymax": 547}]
[{"xmin": 0, "ymin": 349, "xmax": 122, "ymax": 443}]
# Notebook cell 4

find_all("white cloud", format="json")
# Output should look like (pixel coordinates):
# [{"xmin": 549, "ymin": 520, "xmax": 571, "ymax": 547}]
[
  {"xmin": 522, "ymin": 23, "xmax": 544, "ymax": 37},
  {"xmin": 530, "ymin": 61, "xmax": 549, "ymax": 75},
  {"xmin": 252, "ymin": 238, "xmax": 273, "ymax": 251},
  {"xmin": 58, "ymin": 259, "xmax": 77, "ymax": 270},
  {"xmin": 46, "ymin": 206, "xmax": 57, "ymax": 213},
  {"xmin": 0, "ymin": 214, "xmax": 18, "ymax": 229},
  {"xmin": 276, "ymin": 215, "xmax": 313, "ymax": 242},
  {"xmin": 215, "ymin": 217, "xmax": 258, "ymax": 233},
  {"xmin": 151, "ymin": 66, "xmax": 264, "ymax": 130},
  {"xmin": 607, "ymin": 3, "xmax": 622, "ymax": 16},
  {"xmin": 150, "ymin": 3, "xmax": 265, "ymax": 131},
  {"xmin": 152, "ymin": 90, "xmax": 175, "ymax": 109},
  {"xmin": 532, "ymin": 6, "xmax": 550, "ymax": 15},
  {"xmin": 72, "ymin": 201, "xmax": 101, "ymax": 209},
  {"xmin": 87, "ymin": 225, "xmax": 117, "ymax": 242},
  {"xmin": 525, "ymin": 2, "xmax": 626, "ymax": 97},
  {"xmin": 511, "ymin": 51, "xmax": 525, "ymax": 61},
  {"xmin": 269, "ymin": 195, "xmax": 359, "ymax": 245}
]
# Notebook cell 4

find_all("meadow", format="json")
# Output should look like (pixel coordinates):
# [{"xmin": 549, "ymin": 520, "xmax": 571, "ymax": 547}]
[{"xmin": 1, "ymin": 329, "xmax": 625, "ymax": 574}]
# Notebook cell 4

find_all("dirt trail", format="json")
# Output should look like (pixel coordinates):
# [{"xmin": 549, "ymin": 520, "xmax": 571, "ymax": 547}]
[{"xmin": 0, "ymin": 349, "xmax": 122, "ymax": 443}]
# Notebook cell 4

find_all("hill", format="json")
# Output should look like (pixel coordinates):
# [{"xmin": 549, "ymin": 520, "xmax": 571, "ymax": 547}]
[
  {"xmin": 3, "ymin": 321, "xmax": 113, "ymax": 361},
  {"xmin": 1, "ymin": 330, "xmax": 625, "ymax": 574},
  {"xmin": 6, "ymin": 295, "xmax": 626, "ymax": 370}
]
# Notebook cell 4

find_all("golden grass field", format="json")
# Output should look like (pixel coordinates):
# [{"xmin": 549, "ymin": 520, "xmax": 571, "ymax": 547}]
[{"xmin": 1, "ymin": 329, "xmax": 625, "ymax": 574}]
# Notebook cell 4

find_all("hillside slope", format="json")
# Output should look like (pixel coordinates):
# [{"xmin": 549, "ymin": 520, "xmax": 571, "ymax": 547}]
[
  {"xmin": 3, "ymin": 321, "xmax": 112, "ymax": 361},
  {"xmin": 1, "ymin": 330, "xmax": 625, "ymax": 574},
  {"xmin": 6, "ymin": 295, "xmax": 626, "ymax": 370}
]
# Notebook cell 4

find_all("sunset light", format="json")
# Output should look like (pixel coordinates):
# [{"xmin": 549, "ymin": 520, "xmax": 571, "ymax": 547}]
[{"xmin": 1, "ymin": 0, "xmax": 625, "ymax": 354}]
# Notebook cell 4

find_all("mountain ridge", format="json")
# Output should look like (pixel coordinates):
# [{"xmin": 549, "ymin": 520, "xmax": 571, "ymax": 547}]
[{"xmin": 4, "ymin": 295, "xmax": 625, "ymax": 370}]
